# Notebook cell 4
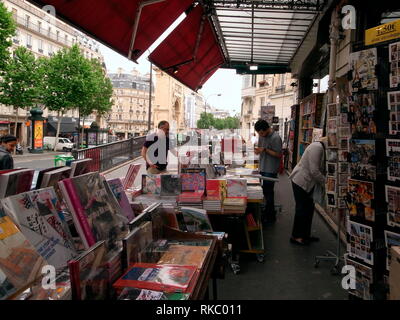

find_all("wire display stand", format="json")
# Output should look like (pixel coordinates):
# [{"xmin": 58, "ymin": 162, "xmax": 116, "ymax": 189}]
[{"xmin": 314, "ymin": 202, "xmax": 347, "ymax": 275}]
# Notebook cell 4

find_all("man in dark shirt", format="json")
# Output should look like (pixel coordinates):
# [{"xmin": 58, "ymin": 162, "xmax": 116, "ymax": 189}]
[
  {"xmin": 0, "ymin": 135, "xmax": 17, "ymax": 170},
  {"xmin": 141, "ymin": 121, "xmax": 176, "ymax": 174}
]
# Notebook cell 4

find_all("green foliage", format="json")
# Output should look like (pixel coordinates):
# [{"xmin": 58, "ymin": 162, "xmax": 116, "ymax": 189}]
[
  {"xmin": 196, "ymin": 112, "xmax": 240, "ymax": 130},
  {"xmin": 0, "ymin": 46, "xmax": 44, "ymax": 109},
  {"xmin": 0, "ymin": 2, "xmax": 16, "ymax": 72}
]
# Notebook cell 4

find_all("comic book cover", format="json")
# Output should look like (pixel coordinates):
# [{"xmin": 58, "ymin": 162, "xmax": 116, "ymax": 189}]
[{"xmin": 347, "ymin": 179, "xmax": 375, "ymax": 222}]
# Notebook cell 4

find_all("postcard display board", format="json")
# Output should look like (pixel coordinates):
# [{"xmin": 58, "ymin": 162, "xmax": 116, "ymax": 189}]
[{"xmin": 340, "ymin": 41, "xmax": 400, "ymax": 300}]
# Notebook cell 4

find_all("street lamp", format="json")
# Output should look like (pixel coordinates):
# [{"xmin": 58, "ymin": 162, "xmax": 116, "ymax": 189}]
[{"xmin": 205, "ymin": 93, "xmax": 221, "ymax": 115}]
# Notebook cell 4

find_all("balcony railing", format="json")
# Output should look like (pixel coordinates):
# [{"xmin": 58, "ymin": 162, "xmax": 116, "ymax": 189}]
[{"xmin": 275, "ymin": 85, "xmax": 286, "ymax": 93}]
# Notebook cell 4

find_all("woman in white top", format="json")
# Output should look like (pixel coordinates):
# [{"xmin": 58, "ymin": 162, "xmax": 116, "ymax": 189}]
[{"xmin": 289, "ymin": 137, "xmax": 327, "ymax": 245}]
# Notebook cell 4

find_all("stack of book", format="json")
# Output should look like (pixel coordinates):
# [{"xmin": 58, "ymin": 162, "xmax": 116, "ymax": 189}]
[
  {"xmin": 223, "ymin": 197, "xmax": 247, "ymax": 214},
  {"xmin": 247, "ymin": 185, "xmax": 263, "ymax": 200},
  {"xmin": 177, "ymin": 191, "xmax": 204, "ymax": 209},
  {"xmin": 227, "ymin": 178, "xmax": 247, "ymax": 198},
  {"xmin": 203, "ymin": 197, "xmax": 222, "ymax": 212}
]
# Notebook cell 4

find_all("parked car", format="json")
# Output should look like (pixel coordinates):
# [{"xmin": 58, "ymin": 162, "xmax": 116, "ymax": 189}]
[{"xmin": 43, "ymin": 136, "xmax": 74, "ymax": 151}]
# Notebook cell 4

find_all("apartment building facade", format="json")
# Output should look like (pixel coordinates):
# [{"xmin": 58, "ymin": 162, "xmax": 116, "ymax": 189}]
[{"xmin": 0, "ymin": 0, "xmax": 104, "ymax": 145}]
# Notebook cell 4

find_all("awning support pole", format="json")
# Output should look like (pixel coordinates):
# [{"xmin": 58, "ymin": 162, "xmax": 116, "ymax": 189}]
[{"xmin": 328, "ymin": 8, "xmax": 339, "ymax": 104}]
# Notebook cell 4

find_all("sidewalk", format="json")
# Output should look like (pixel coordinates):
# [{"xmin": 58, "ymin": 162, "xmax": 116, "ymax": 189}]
[
  {"xmin": 104, "ymin": 158, "xmax": 348, "ymax": 299},
  {"xmin": 13, "ymin": 150, "xmax": 65, "ymax": 161}
]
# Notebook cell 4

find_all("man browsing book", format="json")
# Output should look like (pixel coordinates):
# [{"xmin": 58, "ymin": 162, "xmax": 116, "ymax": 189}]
[
  {"xmin": 141, "ymin": 121, "xmax": 178, "ymax": 174},
  {"xmin": 0, "ymin": 135, "xmax": 17, "ymax": 170},
  {"xmin": 254, "ymin": 120, "xmax": 282, "ymax": 224}
]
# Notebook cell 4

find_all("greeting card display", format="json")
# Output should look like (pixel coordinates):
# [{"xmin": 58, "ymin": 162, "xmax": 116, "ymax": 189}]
[
  {"xmin": 387, "ymin": 91, "xmax": 400, "ymax": 135},
  {"xmin": 347, "ymin": 179, "xmax": 375, "ymax": 222},
  {"xmin": 347, "ymin": 219, "xmax": 374, "ymax": 265},
  {"xmin": 349, "ymin": 139, "xmax": 376, "ymax": 181},
  {"xmin": 386, "ymin": 139, "xmax": 400, "ymax": 182},
  {"xmin": 384, "ymin": 230, "xmax": 400, "ymax": 271},
  {"xmin": 350, "ymin": 48, "xmax": 378, "ymax": 91},
  {"xmin": 386, "ymin": 185, "xmax": 400, "ymax": 228},
  {"xmin": 344, "ymin": 254, "xmax": 373, "ymax": 300},
  {"xmin": 389, "ymin": 42, "xmax": 400, "ymax": 88},
  {"xmin": 348, "ymin": 93, "xmax": 376, "ymax": 135}
]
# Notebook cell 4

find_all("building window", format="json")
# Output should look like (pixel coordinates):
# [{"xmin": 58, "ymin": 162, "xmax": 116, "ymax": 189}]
[
  {"xmin": 25, "ymin": 15, "xmax": 30, "ymax": 28},
  {"xmin": 48, "ymin": 27, "xmax": 51, "ymax": 37},
  {"xmin": 38, "ymin": 39, "xmax": 43, "ymax": 52},
  {"xmin": 260, "ymin": 97, "xmax": 265, "ymax": 107},
  {"xmin": 56, "ymin": 30, "xmax": 60, "ymax": 41},
  {"xmin": 48, "ymin": 44, "xmax": 53, "ymax": 56},
  {"xmin": 26, "ymin": 34, "xmax": 32, "ymax": 48},
  {"xmin": 38, "ymin": 21, "xmax": 42, "ymax": 33}
]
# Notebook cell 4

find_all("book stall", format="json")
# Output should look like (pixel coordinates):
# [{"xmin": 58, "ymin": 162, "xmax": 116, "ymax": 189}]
[
  {"xmin": 0, "ymin": 159, "xmax": 226, "ymax": 300},
  {"xmin": 291, "ymin": 22, "xmax": 400, "ymax": 300}
]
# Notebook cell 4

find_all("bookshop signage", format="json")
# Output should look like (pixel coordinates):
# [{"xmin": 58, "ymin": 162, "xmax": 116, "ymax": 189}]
[{"xmin": 365, "ymin": 19, "xmax": 400, "ymax": 46}]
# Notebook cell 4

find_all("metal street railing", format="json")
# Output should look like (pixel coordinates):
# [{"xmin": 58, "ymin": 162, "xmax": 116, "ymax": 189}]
[{"xmin": 72, "ymin": 136, "xmax": 145, "ymax": 172}]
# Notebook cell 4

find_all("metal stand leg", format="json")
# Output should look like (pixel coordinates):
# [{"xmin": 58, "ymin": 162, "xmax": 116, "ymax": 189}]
[{"xmin": 314, "ymin": 210, "xmax": 344, "ymax": 275}]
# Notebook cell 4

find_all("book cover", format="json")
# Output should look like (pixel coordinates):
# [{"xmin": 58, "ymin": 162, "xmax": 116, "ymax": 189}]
[
  {"xmin": 180, "ymin": 168, "xmax": 206, "ymax": 192},
  {"xmin": 123, "ymin": 164, "xmax": 142, "ymax": 190},
  {"xmin": 113, "ymin": 263, "xmax": 197, "ymax": 293},
  {"xmin": 181, "ymin": 207, "xmax": 213, "ymax": 233},
  {"xmin": 69, "ymin": 158, "xmax": 92, "ymax": 178},
  {"xmin": 68, "ymin": 241, "xmax": 108, "ymax": 300},
  {"xmin": 0, "ymin": 169, "xmax": 34, "ymax": 199},
  {"xmin": 35, "ymin": 167, "xmax": 61, "ymax": 190},
  {"xmin": 1, "ymin": 188, "xmax": 77, "ymax": 270},
  {"xmin": 59, "ymin": 172, "xmax": 128, "ymax": 251},
  {"xmin": 157, "ymin": 245, "xmax": 210, "ymax": 268},
  {"xmin": 41, "ymin": 167, "xmax": 72, "ymax": 201},
  {"xmin": 160, "ymin": 175, "xmax": 181, "ymax": 196},
  {"xmin": 105, "ymin": 178, "xmax": 135, "ymax": 222},
  {"xmin": 0, "ymin": 205, "xmax": 46, "ymax": 300},
  {"xmin": 227, "ymin": 178, "xmax": 247, "ymax": 198}
]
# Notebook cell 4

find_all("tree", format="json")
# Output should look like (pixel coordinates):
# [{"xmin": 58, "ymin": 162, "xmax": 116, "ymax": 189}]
[
  {"xmin": 79, "ymin": 59, "xmax": 113, "ymax": 146},
  {"xmin": 0, "ymin": 2, "xmax": 16, "ymax": 73},
  {"xmin": 196, "ymin": 112, "xmax": 215, "ymax": 129},
  {"xmin": 42, "ymin": 45, "xmax": 94, "ymax": 150},
  {"xmin": 196, "ymin": 112, "xmax": 240, "ymax": 130},
  {"xmin": 0, "ymin": 47, "xmax": 44, "ymax": 137}
]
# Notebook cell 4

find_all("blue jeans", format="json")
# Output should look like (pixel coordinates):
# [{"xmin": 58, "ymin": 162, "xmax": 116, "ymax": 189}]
[{"xmin": 260, "ymin": 172, "xmax": 278, "ymax": 220}]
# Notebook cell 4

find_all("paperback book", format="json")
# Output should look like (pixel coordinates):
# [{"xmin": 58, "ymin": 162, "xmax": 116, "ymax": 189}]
[
  {"xmin": 118, "ymin": 287, "xmax": 189, "ymax": 300},
  {"xmin": 1, "ymin": 188, "xmax": 77, "ymax": 269},
  {"xmin": 0, "ymin": 169, "xmax": 35, "ymax": 199},
  {"xmin": 59, "ymin": 172, "xmax": 128, "ymax": 251},
  {"xmin": 104, "ymin": 178, "xmax": 135, "ymax": 222},
  {"xmin": 180, "ymin": 169, "xmax": 206, "ymax": 192},
  {"xmin": 226, "ymin": 178, "xmax": 247, "ymax": 198},
  {"xmin": 113, "ymin": 263, "xmax": 198, "ymax": 293},
  {"xmin": 68, "ymin": 241, "xmax": 108, "ymax": 300},
  {"xmin": 181, "ymin": 207, "xmax": 213, "ymax": 233},
  {"xmin": 122, "ymin": 164, "xmax": 141, "ymax": 190},
  {"xmin": 0, "ymin": 206, "xmax": 46, "ymax": 300},
  {"xmin": 141, "ymin": 174, "xmax": 161, "ymax": 195},
  {"xmin": 69, "ymin": 158, "xmax": 92, "ymax": 177}
]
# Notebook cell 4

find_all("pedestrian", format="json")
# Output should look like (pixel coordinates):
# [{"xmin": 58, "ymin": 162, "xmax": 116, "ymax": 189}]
[
  {"xmin": 0, "ymin": 134, "xmax": 17, "ymax": 170},
  {"xmin": 141, "ymin": 121, "xmax": 177, "ymax": 174},
  {"xmin": 254, "ymin": 119, "xmax": 282, "ymax": 223},
  {"xmin": 250, "ymin": 132, "xmax": 258, "ymax": 147},
  {"xmin": 289, "ymin": 137, "xmax": 327, "ymax": 245}
]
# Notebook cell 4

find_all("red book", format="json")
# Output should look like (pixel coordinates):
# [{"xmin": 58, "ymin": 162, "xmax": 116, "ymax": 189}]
[{"xmin": 113, "ymin": 263, "xmax": 197, "ymax": 293}]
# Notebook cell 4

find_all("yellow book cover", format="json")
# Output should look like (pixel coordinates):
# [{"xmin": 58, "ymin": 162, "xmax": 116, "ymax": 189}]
[{"xmin": 157, "ymin": 245, "xmax": 209, "ymax": 268}]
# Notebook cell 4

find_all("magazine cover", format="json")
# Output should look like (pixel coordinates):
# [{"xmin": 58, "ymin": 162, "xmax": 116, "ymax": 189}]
[
  {"xmin": 157, "ymin": 245, "xmax": 210, "ymax": 268},
  {"xmin": 344, "ymin": 254, "xmax": 373, "ymax": 300},
  {"xmin": 350, "ymin": 48, "xmax": 378, "ymax": 91},
  {"xmin": 104, "ymin": 178, "xmax": 135, "ymax": 222},
  {"xmin": 386, "ymin": 185, "xmax": 400, "ymax": 228},
  {"xmin": 0, "ymin": 169, "xmax": 34, "ymax": 199},
  {"xmin": 35, "ymin": 167, "xmax": 62, "ymax": 190},
  {"xmin": 1, "ymin": 188, "xmax": 77, "ymax": 270},
  {"xmin": 348, "ymin": 93, "xmax": 376, "ymax": 135},
  {"xmin": 347, "ymin": 219, "xmax": 374, "ymax": 265},
  {"xmin": 59, "ymin": 172, "xmax": 128, "ymax": 251},
  {"xmin": 181, "ymin": 207, "xmax": 213, "ymax": 233},
  {"xmin": 113, "ymin": 263, "xmax": 197, "ymax": 293},
  {"xmin": 0, "ymin": 205, "xmax": 46, "ymax": 300},
  {"xmin": 389, "ymin": 42, "xmax": 400, "ymax": 88},
  {"xmin": 387, "ymin": 91, "xmax": 400, "ymax": 135},
  {"xmin": 347, "ymin": 179, "xmax": 375, "ymax": 222},
  {"xmin": 384, "ymin": 230, "xmax": 400, "ymax": 271},
  {"xmin": 68, "ymin": 241, "xmax": 108, "ymax": 300},
  {"xmin": 180, "ymin": 171, "xmax": 206, "ymax": 192},
  {"xmin": 386, "ymin": 139, "xmax": 400, "ymax": 181},
  {"xmin": 349, "ymin": 139, "xmax": 376, "ymax": 181},
  {"xmin": 160, "ymin": 175, "xmax": 181, "ymax": 196}
]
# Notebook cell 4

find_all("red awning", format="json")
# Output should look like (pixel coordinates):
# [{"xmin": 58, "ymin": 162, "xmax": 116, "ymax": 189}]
[
  {"xmin": 28, "ymin": 0, "xmax": 194, "ymax": 61},
  {"xmin": 148, "ymin": 4, "xmax": 225, "ymax": 92}
]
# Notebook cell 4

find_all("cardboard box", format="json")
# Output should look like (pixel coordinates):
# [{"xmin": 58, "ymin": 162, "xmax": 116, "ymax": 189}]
[{"xmin": 389, "ymin": 246, "xmax": 400, "ymax": 300}]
